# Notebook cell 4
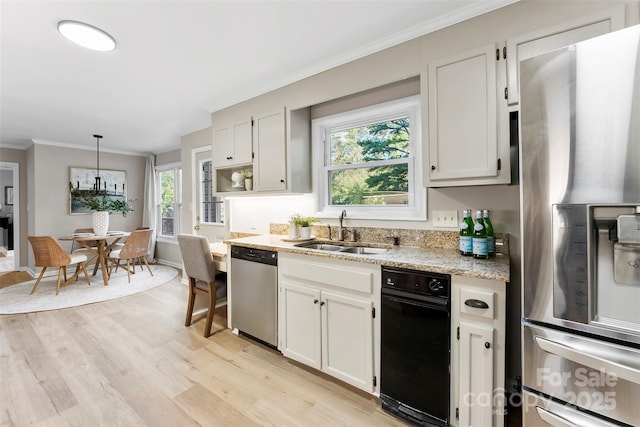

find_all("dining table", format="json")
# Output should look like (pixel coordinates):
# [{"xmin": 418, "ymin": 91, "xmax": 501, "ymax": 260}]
[{"xmin": 60, "ymin": 231, "xmax": 130, "ymax": 286}]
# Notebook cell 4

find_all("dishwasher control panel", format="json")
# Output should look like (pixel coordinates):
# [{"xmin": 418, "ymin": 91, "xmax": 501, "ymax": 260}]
[
  {"xmin": 382, "ymin": 266, "xmax": 450, "ymax": 299},
  {"xmin": 231, "ymin": 246, "xmax": 277, "ymax": 266}
]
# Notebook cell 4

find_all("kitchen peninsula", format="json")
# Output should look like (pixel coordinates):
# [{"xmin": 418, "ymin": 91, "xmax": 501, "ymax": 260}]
[{"xmin": 225, "ymin": 229, "xmax": 510, "ymax": 427}]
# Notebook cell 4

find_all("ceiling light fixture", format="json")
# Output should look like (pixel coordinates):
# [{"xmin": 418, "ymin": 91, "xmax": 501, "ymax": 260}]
[
  {"xmin": 57, "ymin": 20, "xmax": 116, "ymax": 51},
  {"xmin": 93, "ymin": 134, "xmax": 103, "ymax": 191}
]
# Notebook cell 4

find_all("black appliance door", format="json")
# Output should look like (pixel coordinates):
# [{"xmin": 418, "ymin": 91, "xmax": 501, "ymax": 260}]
[{"xmin": 381, "ymin": 292, "xmax": 450, "ymax": 426}]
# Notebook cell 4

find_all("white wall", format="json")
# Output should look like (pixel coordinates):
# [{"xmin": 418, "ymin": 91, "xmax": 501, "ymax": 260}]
[{"xmin": 227, "ymin": 194, "xmax": 314, "ymax": 234}]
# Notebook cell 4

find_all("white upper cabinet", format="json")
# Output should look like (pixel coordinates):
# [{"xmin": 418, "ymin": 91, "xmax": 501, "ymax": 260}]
[
  {"xmin": 212, "ymin": 118, "xmax": 252, "ymax": 168},
  {"xmin": 425, "ymin": 43, "xmax": 510, "ymax": 187},
  {"xmin": 506, "ymin": 5, "xmax": 626, "ymax": 105},
  {"xmin": 253, "ymin": 108, "xmax": 287, "ymax": 192},
  {"xmin": 212, "ymin": 107, "xmax": 311, "ymax": 195}
]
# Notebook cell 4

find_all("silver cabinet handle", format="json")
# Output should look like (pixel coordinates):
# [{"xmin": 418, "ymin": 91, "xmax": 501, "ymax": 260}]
[
  {"xmin": 465, "ymin": 298, "xmax": 489, "ymax": 309},
  {"xmin": 535, "ymin": 407, "xmax": 580, "ymax": 427},
  {"xmin": 535, "ymin": 405, "xmax": 619, "ymax": 427},
  {"xmin": 535, "ymin": 335, "xmax": 640, "ymax": 385}
]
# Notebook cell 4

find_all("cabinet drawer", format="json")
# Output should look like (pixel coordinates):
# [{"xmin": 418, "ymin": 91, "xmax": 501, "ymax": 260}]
[
  {"xmin": 280, "ymin": 255, "xmax": 375, "ymax": 294},
  {"xmin": 459, "ymin": 288, "xmax": 495, "ymax": 319}
]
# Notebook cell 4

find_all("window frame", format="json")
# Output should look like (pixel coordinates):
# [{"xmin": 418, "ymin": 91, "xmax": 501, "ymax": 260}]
[
  {"xmin": 312, "ymin": 95, "xmax": 425, "ymax": 221},
  {"xmin": 199, "ymin": 158, "xmax": 224, "ymax": 226},
  {"xmin": 155, "ymin": 163, "xmax": 181, "ymax": 242}
]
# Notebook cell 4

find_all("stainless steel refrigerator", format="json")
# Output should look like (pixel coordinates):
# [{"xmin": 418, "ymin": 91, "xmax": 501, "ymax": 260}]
[{"xmin": 520, "ymin": 25, "xmax": 640, "ymax": 426}]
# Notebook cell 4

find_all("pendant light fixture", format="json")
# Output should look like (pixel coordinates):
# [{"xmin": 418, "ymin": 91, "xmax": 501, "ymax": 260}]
[
  {"xmin": 57, "ymin": 20, "xmax": 116, "ymax": 51},
  {"xmin": 94, "ymin": 134, "xmax": 103, "ymax": 191}
]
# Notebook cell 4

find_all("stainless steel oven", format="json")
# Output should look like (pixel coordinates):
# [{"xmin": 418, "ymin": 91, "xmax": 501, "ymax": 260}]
[{"xmin": 520, "ymin": 25, "xmax": 640, "ymax": 426}]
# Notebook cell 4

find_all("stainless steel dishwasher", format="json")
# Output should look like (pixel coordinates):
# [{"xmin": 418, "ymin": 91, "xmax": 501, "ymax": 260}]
[{"xmin": 230, "ymin": 246, "xmax": 278, "ymax": 348}]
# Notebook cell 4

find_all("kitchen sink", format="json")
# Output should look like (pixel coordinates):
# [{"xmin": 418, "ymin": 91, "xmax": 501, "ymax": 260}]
[
  {"xmin": 295, "ymin": 241, "xmax": 389, "ymax": 255},
  {"xmin": 295, "ymin": 242, "xmax": 345, "ymax": 251}
]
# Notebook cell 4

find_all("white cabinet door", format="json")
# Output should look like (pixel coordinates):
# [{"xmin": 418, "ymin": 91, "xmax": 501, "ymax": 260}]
[
  {"xmin": 279, "ymin": 280, "xmax": 321, "ymax": 370},
  {"xmin": 458, "ymin": 320, "xmax": 494, "ymax": 427},
  {"xmin": 254, "ymin": 108, "xmax": 287, "ymax": 192},
  {"xmin": 426, "ymin": 43, "xmax": 509, "ymax": 186},
  {"xmin": 321, "ymin": 291, "xmax": 374, "ymax": 392},
  {"xmin": 212, "ymin": 118, "xmax": 252, "ymax": 167},
  {"xmin": 231, "ymin": 119, "xmax": 253, "ymax": 165},
  {"xmin": 212, "ymin": 125, "xmax": 232, "ymax": 168},
  {"xmin": 506, "ymin": 5, "xmax": 625, "ymax": 105}
]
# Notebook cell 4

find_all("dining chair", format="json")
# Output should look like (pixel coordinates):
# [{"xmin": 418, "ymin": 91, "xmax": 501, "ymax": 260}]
[
  {"xmin": 107, "ymin": 228, "xmax": 153, "ymax": 283},
  {"xmin": 70, "ymin": 227, "xmax": 100, "ymax": 273},
  {"xmin": 28, "ymin": 235, "xmax": 92, "ymax": 295},
  {"xmin": 177, "ymin": 234, "xmax": 227, "ymax": 337}
]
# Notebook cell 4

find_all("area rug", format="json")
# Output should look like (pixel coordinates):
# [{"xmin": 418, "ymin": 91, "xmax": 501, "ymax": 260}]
[{"xmin": 0, "ymin": 264, "xmax": 178, "ymax": 315}]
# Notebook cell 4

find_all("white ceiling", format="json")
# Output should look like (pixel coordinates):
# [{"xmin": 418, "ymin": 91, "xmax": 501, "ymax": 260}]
[{"xmin": 1, "ymin": 0, "xmax": 516, "ymax": 155}]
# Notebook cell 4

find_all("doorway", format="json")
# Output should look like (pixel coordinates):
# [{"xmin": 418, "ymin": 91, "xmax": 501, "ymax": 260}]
[
  {"xmin": 0, "ymin": 162, "xmax": 19, "ymax": 272},
  {"xmin": 191, "ymin": 147, "xmax": 227, "ymax": 242}
]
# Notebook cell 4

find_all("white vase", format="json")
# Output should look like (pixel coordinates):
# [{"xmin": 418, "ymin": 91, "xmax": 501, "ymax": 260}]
[
  {"xmin": 299, "ymin": 226, "xmax": 312, "ymax": 239},
  {"xmin": 245, "ymin": 178, "xmax": 253, "ymax": 191},
  {"xmin": 288, "ymin": 221, "xmax": 299, "ymax": 239},
  {"xmin": 93, "ymin": 211, "xmax": 109, "ymax": 236}
]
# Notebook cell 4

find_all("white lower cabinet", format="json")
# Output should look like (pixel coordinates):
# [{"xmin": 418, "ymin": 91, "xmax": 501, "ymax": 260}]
[
  {"xmin": 321, "ymin": 290, "xmax": 373, "ymax": 391},
  {"xmin": 458, "ymin": 321, "xmax": 495, "ymax": 427},
  {"xmin": 278, "ymin": 252, "xmax": 379, "ymax": 393},
  {"xmin": 280, "ymin": 282, "xmax": 322, "ymax": 369},
  {"xmin": 450, "ymin": 275, "xmax": 506, "ymax": 427}
]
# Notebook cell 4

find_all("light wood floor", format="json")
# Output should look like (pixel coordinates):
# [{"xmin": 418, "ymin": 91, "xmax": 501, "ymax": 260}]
[
  {"xmin": 0, "ymin": 274, "xmax": 409, "ymax": 427},
  {"xmin": 0, "ymin": 271, "xmax": 32, "ymax": 288}
]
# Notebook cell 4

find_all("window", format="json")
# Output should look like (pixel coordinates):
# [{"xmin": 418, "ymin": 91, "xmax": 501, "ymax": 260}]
[
  {"xmin": 157, "ymin": 165, "xmax": 181, "ymax": 238},
  {"xmin": 313, "ymin": 96, "xmax": 425, "ymax": 220},
  {"xmin": 200, "ymin": 159, "xmax": 224, "ymax": 224}
]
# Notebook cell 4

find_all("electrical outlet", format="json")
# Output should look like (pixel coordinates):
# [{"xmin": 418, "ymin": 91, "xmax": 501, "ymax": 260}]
[
  {"xmin": 433, "ymin": 210, "xmax": 459, "ymax": 228},
  {"xmin": 250, "ymin": 217, "xmax": 257, "ymax": 230}
]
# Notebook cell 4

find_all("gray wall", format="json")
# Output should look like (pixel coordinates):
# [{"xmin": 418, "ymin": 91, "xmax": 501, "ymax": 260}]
[{"xmin": 26, "ymin": 143, "xmax": 145, "ymax": 271}]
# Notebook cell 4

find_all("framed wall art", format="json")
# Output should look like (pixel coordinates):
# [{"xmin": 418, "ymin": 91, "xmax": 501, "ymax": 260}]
[
  {"xmin": 4, "ymin": 186, "xmax": 13, "ymax": 206},
  {"xmin": 69, "ymin": 167, "xmax": 127, "ymax": 214}
]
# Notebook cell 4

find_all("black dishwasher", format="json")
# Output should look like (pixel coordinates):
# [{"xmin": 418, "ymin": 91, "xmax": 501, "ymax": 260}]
[{"xmin": 380, "ymin": 266, "xmax": 450, "ymax": 427}]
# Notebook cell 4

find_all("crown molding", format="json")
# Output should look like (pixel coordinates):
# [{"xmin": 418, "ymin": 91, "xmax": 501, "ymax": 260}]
[
  {"xmin": 31, "ymin": 139, "xmax": 148, "ymax": 157},
  {"xmin": 208, "ymin": 0, "xmax": 520, "ymax": 112}
]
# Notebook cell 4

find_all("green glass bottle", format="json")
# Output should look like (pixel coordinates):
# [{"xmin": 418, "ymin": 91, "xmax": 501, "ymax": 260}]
[
  {"xmin": 473, "ymin": 210, "xmax": 488, "ymax": 259},
  {"xmin": 483, "ymin": 209, "xmax": 495, "ymax": 257},
  {"xmin": 459, "ymin": 209, "xmax": 474, "ymax": 256}
]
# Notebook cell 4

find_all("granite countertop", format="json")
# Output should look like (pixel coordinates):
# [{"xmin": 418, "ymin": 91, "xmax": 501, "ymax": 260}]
[
  {"xmin": 209, "ymin": 242, "xmax": 227, "ymax": 258},
  {"xmin": 224, "ymin": 234, "xmax": 510, "ymax": 282}
]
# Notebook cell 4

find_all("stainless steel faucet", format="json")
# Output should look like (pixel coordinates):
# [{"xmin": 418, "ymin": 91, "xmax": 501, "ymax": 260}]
[{"xmin": 338, "ymin": 210, "xmax": 347, "ymax": 241}]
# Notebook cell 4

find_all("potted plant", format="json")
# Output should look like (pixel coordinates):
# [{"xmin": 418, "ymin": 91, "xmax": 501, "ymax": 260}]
[
  {"xmin": 293, "ymin": 215, "xmax": 317, "ymax": 239},
  {"xmin": 69, "ymin": 183, "xmax": 135, "ymax": 235},
  {"xmin": 240, "ymin": 169, "xmax": 253, "ymax": 191}
]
